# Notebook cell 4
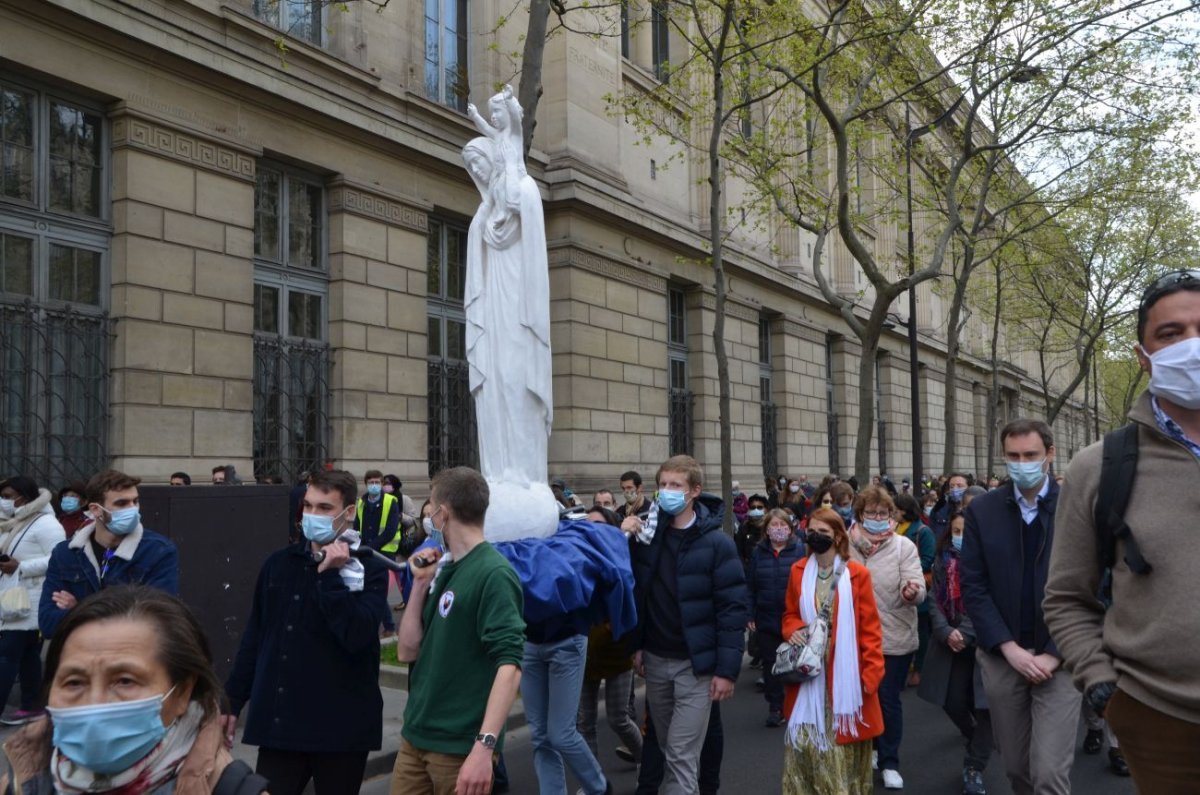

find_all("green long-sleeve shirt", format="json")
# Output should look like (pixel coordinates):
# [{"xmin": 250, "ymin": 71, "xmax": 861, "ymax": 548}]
[{"xmin": 401, "ymin": 542, "xmax": 525, "ymax": 755}]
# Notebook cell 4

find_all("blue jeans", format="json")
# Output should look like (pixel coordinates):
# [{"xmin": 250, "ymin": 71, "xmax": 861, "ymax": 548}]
[
  {"xmin": 875, "ymin": 653, "xmax": 914, "ymax": 771},
  {"xmin": 521, "ymin": 635, "xmax": 606, "ymax": 795},
  {"xmin": 0, "ymin": 630, "xmax": 42, "ymax": 712}
]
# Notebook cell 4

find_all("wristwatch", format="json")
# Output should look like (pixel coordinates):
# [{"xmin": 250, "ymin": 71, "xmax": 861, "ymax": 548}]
[
  {"xmin": 1086, "ymin": 682, "xmax": 1117, "ymax": 715},
  {"xmin": 475, "ymin": 732, "xmax": 498, "ymax": 750}
]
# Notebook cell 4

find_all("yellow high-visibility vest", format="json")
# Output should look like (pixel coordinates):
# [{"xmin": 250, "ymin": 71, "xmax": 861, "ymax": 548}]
[{"xmin": 357, "ymin": 493, "xmax": 401, "ymax": 552}]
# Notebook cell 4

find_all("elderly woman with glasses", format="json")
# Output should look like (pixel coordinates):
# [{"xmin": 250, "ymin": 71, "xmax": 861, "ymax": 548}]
[{"xmin": 847, "ymin": 485, "xmax": 925, "ymax": 790}]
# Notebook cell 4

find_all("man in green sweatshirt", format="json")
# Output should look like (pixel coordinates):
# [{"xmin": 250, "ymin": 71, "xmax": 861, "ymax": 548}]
[
  {"xmin": 391, "ymin": 467, "xmax": 525, "ymax": 795},
  {"xmin": 1045, "ymin": 270, "xmax": 1200, "ymax": 793}
]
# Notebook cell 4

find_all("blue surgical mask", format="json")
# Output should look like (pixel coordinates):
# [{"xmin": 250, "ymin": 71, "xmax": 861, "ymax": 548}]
[
  {"xmin": 103, "ymin": 506, "xmax": 140, "ymax": 536},
  {"xmin": 948, "ymin": 487, "xmax": 966, "ymax": 501},
  {"xmin": 836, "ymin": 505, "xmax": 854, "ymax": 524},
  {"xmin": 656, "ymin": 489, "xmax": 687, "ymax": 515},
  {"xmin": 747, "ymin": 508, "xmax": 765, "ymax": 519},
  {"xmin": 60, "ymin": 496, "xmax": 80, "ymax": 513},
  {"xmin": 1007, "ymin": 460, "xmax": 1047, "ymax": 491},
  {"xmin": 951, "ymin": 535, "xmax": 963, "ymax": 552},
  {"xmin": 47, "ymin": 687, "xmax": 174, "ymax": 774},
  {"xmin": 367, "ymin": 483, "xmax": 382, "ymax": 498},
  {"xmin": 302, "ymin": 513, "xmax": 337, "ymax": 544},
  {"xmin": 862, "ymin": 518, "xmax": 892, "ymax": 535},
  {"xmin": 423, "ymin": 516, "xmax": 444, "ymax": 549}
]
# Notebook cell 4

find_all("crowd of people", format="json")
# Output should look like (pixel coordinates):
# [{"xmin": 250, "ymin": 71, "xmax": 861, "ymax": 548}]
[{"xmin": 0, "ymin": 270, "xmax": 1196, "ymax": 795}]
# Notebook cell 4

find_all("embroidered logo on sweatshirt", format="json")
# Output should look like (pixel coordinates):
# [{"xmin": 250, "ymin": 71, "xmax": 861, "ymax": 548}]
[{"xmin": 438, "ymin": 590, "xmax": 455, "ymax": 617}]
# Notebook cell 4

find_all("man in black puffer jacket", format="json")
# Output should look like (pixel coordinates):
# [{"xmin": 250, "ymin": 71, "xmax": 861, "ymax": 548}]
[{"xmin": 621, "ymin": 455, "xmax": 747, "ymax": 795}]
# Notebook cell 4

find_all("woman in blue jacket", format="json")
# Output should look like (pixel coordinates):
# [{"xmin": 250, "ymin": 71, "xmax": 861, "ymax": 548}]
[{"xmin": 746, "ymin": 509, "xmax": 806, "ymax": 727}]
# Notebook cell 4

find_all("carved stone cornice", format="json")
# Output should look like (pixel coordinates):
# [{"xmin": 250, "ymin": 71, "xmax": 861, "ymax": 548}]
[
  {"xmin": 111, "ymin": 112, "xmax": 256, "ymax": 182},
  {"xmin": 696, "ymin": 291, "xmax": 758, "ymax": 323},
  {"xmin": 327, "ymin": 178, "xmax": 429, "ymax": 233},
  {"xmin": 548, "ymin": 246, "xmax": 668, "ymax": 292},
  {"xmin": 778, "ymin": 318, "xmax": 828, "ymax": 345}
]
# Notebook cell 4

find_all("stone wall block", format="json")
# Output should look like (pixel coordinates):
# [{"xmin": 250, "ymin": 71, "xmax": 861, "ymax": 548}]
[
  {"xmin": 194, "ymin": 330, "xmax": 252, "ymax": 379},
  {"xmin": 335, "ymin": 350, "xmax": 390, "ymax": 392},
  {"xmin": 162, "ymin": 375, "xmax": 224, "ymax": 409},
  {"xmin": 122, "ymin": 237, "xmax": 195, "ymax": 293},
  {"xmin": 195, "ymin": 252, "xmax": 253, "ymax": 304},
  {"xmin": 195, "ymin": 171, "xmax": 254, "ymax": 227},
  {"xmin": 162, "ymin": 294, "xmax": 225, "ymax": 329},
  {"xmin": 386, "ymin": 292, "xmax": 427, "ymax": 332},
  {"xmin": 119, "ymin": 406, "xmax": 194, "ymax": 457},
  {"xmin": 113, "ymin": 201, "xmax": 164, "ymax": 239},
  {"xmin": 121, "ymin": 320, "xmax": 192, "ymax": 373},
  {"xmin": 163, "ymin": 211, "xmax": 226, "ymax": 253},
  {"xmin": 121, "ymin": 150, "xmax": 196, "ymax": 214},
  {"xmin": 193, "ymin": 409, "xmax": 253, "ymax": 457}
]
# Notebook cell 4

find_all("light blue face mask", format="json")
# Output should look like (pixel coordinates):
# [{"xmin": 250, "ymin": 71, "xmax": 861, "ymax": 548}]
[
  {"xmin": 423, "ymin": 516, "xmax": 444, "ymax": 549},
  {"xmin": 301, "ymin": 513, "xmax": 337, "ymax": 545},
  {"xmin": 47, "ymin": 687, "xmax": 174, "ymax": 774},
  {"xmin": 747, "ymin": 508, "xmax": 765, "ymax": 519},
  {"xmin": 951, "ymin": 535, "xmax": 963, "ymax": 552},
  {"xmin": 1007, "ymin": 460, "xmax": 1047, "ymax": 491},
  {"xmin": 948, "ymin": 487, "xmax": 966, "ymax": 502},
  {"xmin": 836, "ymin": 505, "xmax": 855, "ymax": 524},
  {"xmin": 366, "ymin": 483, "xmax": 382, "ymax": 498},
  {"xmin": 862, "ymin": 518, "xmax": 892, "ymax": 535},
  {"xmin": 103, "ymin": 506, "xmax": 140, "ymax": 536},
  {"xmin": 656, "ymin": 489, "xmax": 687, "ymax": 515},
  {"xmin": 60, "ymin": 496, "xmax": 80, "ymax": 513}
]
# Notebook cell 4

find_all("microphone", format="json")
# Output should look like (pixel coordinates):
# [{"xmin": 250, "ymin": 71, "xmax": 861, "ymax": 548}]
[{"xmin": 311, "ymin": 544, "xmax": 431, "ymax": 573}]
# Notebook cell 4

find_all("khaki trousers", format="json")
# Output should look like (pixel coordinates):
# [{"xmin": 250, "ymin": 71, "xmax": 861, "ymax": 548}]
[
  {"xmin": 976, "ymin": 650, "xmax": 1079, "ymax": 795},
  {"xmin": 390, "ymin": 738, "xmax": 468, "ymax": 795},
  {"xmin": 1106, "ymin": 688, "xmax": 1200, "ymax": 794}
]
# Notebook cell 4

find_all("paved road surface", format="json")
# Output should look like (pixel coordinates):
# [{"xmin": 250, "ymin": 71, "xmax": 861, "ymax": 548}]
[{"xmin": 365, "ymin": 666, "xmax": 1134, "ymax": 794}]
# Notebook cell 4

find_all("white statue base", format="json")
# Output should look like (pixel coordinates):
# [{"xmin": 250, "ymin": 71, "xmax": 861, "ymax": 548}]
[{"xmin": 483, "ymin": 480, "xmax": 560, "ymax": 543}]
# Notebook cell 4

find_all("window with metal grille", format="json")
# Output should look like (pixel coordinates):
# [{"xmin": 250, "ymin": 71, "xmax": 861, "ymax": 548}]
[
  {"xmin": 252, "ymin": 0, "xmax": 323, "ymax": 46},
  {"xmin": 252, "ymin": 162, "xmax": 329, "ymax": 483},
  {"xmin": 825, "ymin": 335, "xmax": 839, "ymax": 475},
  {"xmin": 667, "ymin": 287, "xmax": 692, "ymax": 456},
  {"xmin": 0, "ymin": 78, "xmax": 109, "ymax": 487},
  {"xmin": 651, "ymin": 1, "xmax": 670, "ymax": 80},
  {"xmin": 426, "ymin": 217, "xmax": 477, "ymax": 477},
  {"xmin": 425, "ymin": 0, "xmax": 469, "ymax": 112},
  {"xmin": 758, "ymin": 315, "xmax": 776, "ymax": 478}
]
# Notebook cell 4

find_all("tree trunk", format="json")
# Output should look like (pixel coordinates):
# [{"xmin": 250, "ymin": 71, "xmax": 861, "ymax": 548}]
[
  {"xmin": 517, "ymin": 0, "xmax": 552, "ymax": 156},
  {"xmin": 709, "ymin": 7, "xmax": 734, "ymax": 534},
  {"xmin": 852, "ymin": 302, "xmax": 890, "ymax": 484},
  {"xmin": 985, "ymin": 263, "xmax": 1003, "ymax": 479},
  {"xmin": 940, "ymin": 258, "xmax": 973, "ymax": 475}
]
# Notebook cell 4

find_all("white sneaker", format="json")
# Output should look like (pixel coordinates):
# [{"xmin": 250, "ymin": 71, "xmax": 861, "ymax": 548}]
[
  {"xmin": 872, "ymin": 751, "xmax": 878, "ymax": 770},
  {"xmin": 882, "ymin": 769, "xmax": 904, "ymax": 789}
]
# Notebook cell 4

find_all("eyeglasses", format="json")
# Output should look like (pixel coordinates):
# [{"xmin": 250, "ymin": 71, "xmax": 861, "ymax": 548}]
[
  {"xmin": 860, "ymin": 510, "xmax": 891, "ymax": 520},
  {"xmin": 1140, "ymin": 270, "xmax": 1200, "ymax": 311}
]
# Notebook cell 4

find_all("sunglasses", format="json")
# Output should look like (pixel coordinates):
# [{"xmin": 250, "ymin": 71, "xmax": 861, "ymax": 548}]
[{"xmin": 1140, "ymin": 270, "xmax": 1200, "ymax": 311}]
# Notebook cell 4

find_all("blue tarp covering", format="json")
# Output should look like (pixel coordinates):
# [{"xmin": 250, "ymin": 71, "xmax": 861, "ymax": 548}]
[{"xmin": 494, "ymin": 519, "xmax": 638, "ymax": 638}]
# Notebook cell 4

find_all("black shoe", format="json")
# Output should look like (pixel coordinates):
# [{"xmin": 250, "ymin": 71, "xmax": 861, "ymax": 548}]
[
  {"xmin": 962, "ymin": 766, "xmax": 986, "ymax": 795},
  {"xmin": 766, "ymin": 710, "xmax": 783, "ymax": 727},
  {"xmin": 749, "ymin": 658, "xmax": 762, "ymax": 669},
  {"xmin": 754, "ymin": 677, "xmax": 765, "ymax": 692},
  {"xmin": 1083, "ymin": 728, "xmax": 1104, "ymax": 754},
  {"xmin": 1109, "ymin": 749, "xmax": 1131, "ymax": 777},
  {"xmin": 614, "ymin": 745, "xmax": 636, "ymax": 764}
]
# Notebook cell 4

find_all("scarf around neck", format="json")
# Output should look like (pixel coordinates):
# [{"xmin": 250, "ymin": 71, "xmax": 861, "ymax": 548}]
[
  {"xmin": 785, "ymin": 555, "xmax": 863, "ymax": 752},
  {"xmin": 51, "ymin": 702, "xmax": 204, "ymax": 795},
  {"xmin": 935, "ymin": 549, "xmax": 964, "ymax": 622}
]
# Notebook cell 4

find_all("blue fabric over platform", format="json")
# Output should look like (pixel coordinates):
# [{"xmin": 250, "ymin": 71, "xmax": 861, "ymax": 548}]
[{"xmin": 494, "ymin": 519, "xmax": 638, "ymax": 639}]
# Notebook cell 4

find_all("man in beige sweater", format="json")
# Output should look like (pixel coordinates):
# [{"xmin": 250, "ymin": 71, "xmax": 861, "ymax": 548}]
[{"xmin": 1045, "ymin": 270, "xmax": 1200, "ymax": 793}]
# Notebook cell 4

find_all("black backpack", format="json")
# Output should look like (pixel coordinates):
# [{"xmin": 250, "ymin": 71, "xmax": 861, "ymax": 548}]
[
  {"xmin": 212, "ymin": 760, "xmax": 269, "ymax": 795},
  {"xmin": 1094, "ymin": 424, "xmax": 1153, "ymax": 575}
]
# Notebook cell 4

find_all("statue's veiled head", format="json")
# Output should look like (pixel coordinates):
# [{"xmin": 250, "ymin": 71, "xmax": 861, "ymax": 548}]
[{"xmin": 463, "ymin": 137, "xmax": 498, "ymax": 197}]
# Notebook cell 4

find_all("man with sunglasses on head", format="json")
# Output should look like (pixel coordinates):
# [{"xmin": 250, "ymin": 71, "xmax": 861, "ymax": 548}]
[{"xmin": 1045, "ymin": 270, "xmax": 1200, "ymax": 792}]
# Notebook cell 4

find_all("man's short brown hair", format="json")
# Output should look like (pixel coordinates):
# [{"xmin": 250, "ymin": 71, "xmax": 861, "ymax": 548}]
[
  {"xmin": 364, "ymin": 469, "xmax": 383, "ymax": 483},
  {"xmin": 430, "ymin": 467, "xmax": 490, "ymax": 525},
  {"xmin": 655, "ymin": 455, "xmax": 703, "ymax": 490},
  {"xmin": 309, "ymin": 469, "xmax": 357, "ymax": 509},
  {"xmin": 1000, "ymin": 418, "xmax": 1054, "ymax": 452},
  {"xmin": 85, "ymin": 470, "xmax": 142, "ymax": 507}
]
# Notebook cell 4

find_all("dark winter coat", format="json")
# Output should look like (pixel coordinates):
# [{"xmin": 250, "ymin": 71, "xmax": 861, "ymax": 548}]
[
  {"xmin": 630, "ymin": 494, "xmax": 748, "ymax": 680},
  {"xmin": 918, "ymin": 547, "xmax": 987, "ymax": 710},
  {"xmin": 960, "ymin": 482, "xmax": 1061, "ymax": 657},
  {"xmin": 745, "ymin": 537, "xmax": 805, "ymax": 637}
]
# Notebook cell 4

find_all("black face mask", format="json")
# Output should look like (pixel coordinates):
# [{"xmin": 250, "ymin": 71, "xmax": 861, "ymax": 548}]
[{"xmin": 805, "ymin": 531, "xmax": 834, "ymax": 554}]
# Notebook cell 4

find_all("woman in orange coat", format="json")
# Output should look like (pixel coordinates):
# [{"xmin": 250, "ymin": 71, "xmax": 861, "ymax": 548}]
[{"xmin": 780, "ymin": 507, "xmax": 885, "ymax": 794}]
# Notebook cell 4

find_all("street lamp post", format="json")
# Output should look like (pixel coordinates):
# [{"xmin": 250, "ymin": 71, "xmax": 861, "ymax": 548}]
[{"xmin": 904, "ymin": 103, "xmax": 923, "ymax": 487}]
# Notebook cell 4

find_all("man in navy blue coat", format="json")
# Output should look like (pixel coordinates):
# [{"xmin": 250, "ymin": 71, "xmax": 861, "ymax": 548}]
[
  {"xmin": 622, "ymin": 455, "xmax": 747, "ymax": 795},
  {"xmin": 223, "ymin": 469, "xmax": 389, "ymax": 795},
  {"xmin": 39, "ymin": 469, "xmax": 178, "ymax": 638}
]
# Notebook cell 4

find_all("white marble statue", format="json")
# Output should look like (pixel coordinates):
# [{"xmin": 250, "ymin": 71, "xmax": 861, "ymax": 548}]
[{"xmin": 462, "ymin": 86, "xmax": 559, "ymax": 541}]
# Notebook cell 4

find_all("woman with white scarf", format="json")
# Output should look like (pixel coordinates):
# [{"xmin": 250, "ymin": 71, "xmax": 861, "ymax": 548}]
[
  {"xmin": 0, "ymin": 477, "xmax": 65, "ymax": 725},
  {"xmin": 780, "ymin": 507, "xmax": 885, "ymax": 794}
]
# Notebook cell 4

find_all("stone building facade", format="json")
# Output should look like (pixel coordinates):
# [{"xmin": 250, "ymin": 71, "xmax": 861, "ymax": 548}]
[{"xmin": 0, "ymin": 0, "xmax": 1095, "ymax": 496}]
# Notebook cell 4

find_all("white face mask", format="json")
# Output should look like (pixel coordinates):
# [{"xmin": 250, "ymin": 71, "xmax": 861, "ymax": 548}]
[
  {"xmin": 1144, "ymin": 337, "xmax": 1200, "ymax": 410},
  {"xmin": 0, "ymin": 499, "xmax": 14, "ymax": 519}
]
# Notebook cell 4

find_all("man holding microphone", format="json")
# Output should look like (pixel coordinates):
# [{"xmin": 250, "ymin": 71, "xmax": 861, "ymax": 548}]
[{"xmin": 224, "ymin": 469, "xmax": 390, "ymax": 795}]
